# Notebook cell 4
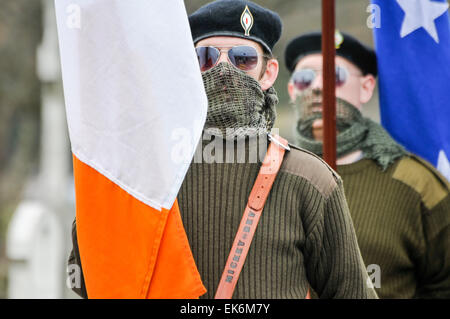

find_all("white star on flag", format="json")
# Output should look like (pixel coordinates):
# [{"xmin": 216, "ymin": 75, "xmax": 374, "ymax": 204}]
[
  {"xmin": 397, "ymin": 0, "xmax": 449, "ymax": 43},
  {"xmin": 437, "ymin": 150, "xmax": 450, "ymax": 182}
]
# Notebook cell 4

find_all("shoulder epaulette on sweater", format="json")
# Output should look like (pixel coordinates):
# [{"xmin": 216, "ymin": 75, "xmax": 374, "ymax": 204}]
[
  {"xmin": 287, "ymin": 142, "xmax": 341, "ymax": 178},
  {"xmin": 277, "ymin": 142, "xmax": 341, "ymax": 198},
  {"xmin": 392, "ymin": 154, "xmax": 450, "ymax": 210},
  {"xmin": 408, "ymin": 154, "xmax": 450, "ymax": 189}
]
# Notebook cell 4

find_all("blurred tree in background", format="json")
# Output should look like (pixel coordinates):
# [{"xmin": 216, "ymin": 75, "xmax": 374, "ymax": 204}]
[
  {"xmin": 0, "ymin": 0, "xmax": 377, "ymax": 298},
  {"xmin": 0, "ymin": 0, "xmax": 42, "ymax": 298}
]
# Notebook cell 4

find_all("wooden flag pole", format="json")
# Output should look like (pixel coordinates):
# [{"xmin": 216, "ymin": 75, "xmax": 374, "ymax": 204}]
[{"xmin": 322, "ymin": 0, "xmax": 337, "ymax": 170}]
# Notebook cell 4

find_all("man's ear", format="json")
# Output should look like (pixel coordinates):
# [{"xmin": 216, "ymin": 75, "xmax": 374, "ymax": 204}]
[
  {"xmin": 288, "ymin": 81, "xmax": 297, "ymax": 102},
  {"xmin": 259, "ymin": 58, "xmax": 279, "ymax": 91},
  {"xmin": 360, "ymin": 74, "xmax": 376, "ymax": 104}
]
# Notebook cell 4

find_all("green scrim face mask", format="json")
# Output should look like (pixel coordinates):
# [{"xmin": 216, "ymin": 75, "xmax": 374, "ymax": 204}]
[
  {"xmin": 295, "ymin": 88, "xmax": 363, "ymax": 140},
  {"xmin": 293, "ymin": 88, "xmax": 406, "ymax": 170},
  {"xmin": 201, "ymin": 62, "xmax": 278, "ymax": 139}
]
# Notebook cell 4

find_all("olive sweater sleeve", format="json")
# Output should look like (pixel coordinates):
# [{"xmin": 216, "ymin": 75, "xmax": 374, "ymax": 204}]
[
  {"xmin": 304, "ymin": 178, "xmax": 378, "ymax": 299},
  {"xmin": 387, "ymin": 155, "xmax": 450, "ymax": 298},
  {"xmin": 68, "ymin": 219, "xmax": 88, "ymax": 299},
  {"xmin": 416, "ymin": 194, "xmax": 450, "ymax": 298}
]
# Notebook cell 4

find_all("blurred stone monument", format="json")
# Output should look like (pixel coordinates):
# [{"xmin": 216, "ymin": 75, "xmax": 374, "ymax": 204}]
[{"xmin": 6, "ymin": 0, "xmax": 76, "ymax": 299}]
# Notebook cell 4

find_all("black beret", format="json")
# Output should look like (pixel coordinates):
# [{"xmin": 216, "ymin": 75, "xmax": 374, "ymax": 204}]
[
  {"xmin": 284, "ymin": 31, "xmax": 378, "ymax": 76},
  {"xmin": 189, "ymin": 0, "xmax": 282, "ymax": 54}
]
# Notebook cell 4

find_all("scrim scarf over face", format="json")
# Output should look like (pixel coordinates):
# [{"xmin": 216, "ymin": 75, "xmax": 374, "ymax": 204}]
[
  {"xmin": 201, "ymin": 62, "xmax": 278, "ymax": 139},
  {"xmin": 294, "ymin": 88, "xmax": 406, "ymax": 170}
]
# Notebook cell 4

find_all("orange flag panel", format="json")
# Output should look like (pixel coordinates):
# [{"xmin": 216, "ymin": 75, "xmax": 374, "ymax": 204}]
[{"xmin": 73, "ymin": 156, "xmax": 206, "ymax": 298}]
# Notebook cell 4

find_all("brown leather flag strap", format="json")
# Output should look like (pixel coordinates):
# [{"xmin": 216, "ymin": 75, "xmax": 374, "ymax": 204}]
[{"xmin": 214, "ymin": 134, "xmax": 290, "ymax": 299}]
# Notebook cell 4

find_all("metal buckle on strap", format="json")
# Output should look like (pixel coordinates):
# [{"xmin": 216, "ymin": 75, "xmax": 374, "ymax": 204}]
[{"xmin": 268, "ymin": 133, "xmax": 290, "ymax": 151}]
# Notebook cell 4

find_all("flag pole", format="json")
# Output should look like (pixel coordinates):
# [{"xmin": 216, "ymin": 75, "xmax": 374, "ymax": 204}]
[{"xmin": 322, "ymin": 0, "xmax": 337, "ymax": 170}]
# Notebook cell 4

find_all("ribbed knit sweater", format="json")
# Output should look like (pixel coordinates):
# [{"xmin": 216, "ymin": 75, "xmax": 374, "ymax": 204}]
[
  {"xmin": 177, "ymin": 137, "xmax": 378, "ymax": 299},
  {"xmin": 337, "ymin": 156, "xmax": 450, "ymax": 299},
  {"xmin": 67, "ymin": 137, "xmax": 379, "ymax": 299}
]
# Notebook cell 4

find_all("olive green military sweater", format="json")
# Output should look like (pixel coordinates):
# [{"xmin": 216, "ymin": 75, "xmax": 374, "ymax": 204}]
[
  {"xmin": 177, "ymin": 137, "xmax": 377, "ymax": 299},
  {"xmin": 68, "ymin": 137, "xmax": 378, "ymax": 299},
  {"xmin": 337, "ymin": 155, "xmax": 450, "ymax": 299}
]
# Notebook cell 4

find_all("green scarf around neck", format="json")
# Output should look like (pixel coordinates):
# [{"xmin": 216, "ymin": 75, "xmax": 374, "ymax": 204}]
[{"xmin": 294, "ymin": 90, "xmax": 406, "ymax": 171}]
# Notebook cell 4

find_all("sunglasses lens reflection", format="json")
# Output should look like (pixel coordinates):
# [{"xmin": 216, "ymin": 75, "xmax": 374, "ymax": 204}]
[
  {"xmin": 196, "ymin": 46, "xmax": 220, "ymax": 72},
  {"xmin": 335, "ymin": 66, "xmax": 348, "ymax": 87},
  {"xmin": 228, "ymin": 46, "xmax": 259, "ymax": 71},
  {"xmin": 292, "ymin": 69, "xmax": 315, "ymax": 91}
]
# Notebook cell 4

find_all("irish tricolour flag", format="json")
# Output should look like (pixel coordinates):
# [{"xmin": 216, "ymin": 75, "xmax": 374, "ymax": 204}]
[{"xmin": 55, "ymin": 0, "xmax": 207, "ymax": 298}]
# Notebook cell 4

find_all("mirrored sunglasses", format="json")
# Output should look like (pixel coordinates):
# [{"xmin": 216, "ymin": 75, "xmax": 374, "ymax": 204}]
[
  {"xmin": 195, "ymin": 45, "xmax": 265, "ymax": 72},
  {"xmin": 291, "ymin": 66, "xmax": 351, "ymax": 91}
]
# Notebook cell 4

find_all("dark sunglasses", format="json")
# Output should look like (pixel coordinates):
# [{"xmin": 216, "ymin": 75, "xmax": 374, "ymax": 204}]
[
  {"xmin": 196, "ymin": 45, "xmax": 267, "ymax": 72},
  {"xmin": 291, "ymin": 66, "xmax": 355, "ymax": 91}
]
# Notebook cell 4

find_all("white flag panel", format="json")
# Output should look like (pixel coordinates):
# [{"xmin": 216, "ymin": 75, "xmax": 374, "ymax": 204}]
[{"xmin": 55, "ymin": 0, "xmax": 207, "ymax": 210}]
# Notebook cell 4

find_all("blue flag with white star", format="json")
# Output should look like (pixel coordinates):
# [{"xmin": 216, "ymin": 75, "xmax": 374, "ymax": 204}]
[{"xmin": 372, "ymin": 0, "xmax": 450, "ymax": 181}]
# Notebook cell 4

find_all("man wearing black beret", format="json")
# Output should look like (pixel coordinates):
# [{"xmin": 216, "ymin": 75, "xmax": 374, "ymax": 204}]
[
  {"xmin": 285, "ymin": 31, "xmax": 450, "ymax": 298},
  {"xmin": 67, "ymin": 1, "xmax": 378, "ymax": 299},
  {"xmin": 178, "ymin": 1, "xmax": 377, "ymax": 299}
]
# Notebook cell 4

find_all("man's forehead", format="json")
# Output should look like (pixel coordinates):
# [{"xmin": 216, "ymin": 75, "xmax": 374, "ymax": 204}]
[
  {"xmin": 196, "ymin": 36, "xmax": 263, "ymax": 51},
  {"xmin": 295, "ymin": 54, "xmax": 362, "ymax": 73}
]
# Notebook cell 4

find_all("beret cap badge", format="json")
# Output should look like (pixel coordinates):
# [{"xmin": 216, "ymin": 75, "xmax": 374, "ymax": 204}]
[
  {"xmin": 240, "ymin": 5, "xmax": 254, "ymax": 36},
  {"xmin": 335, "ymin": 30, "xmax": 344, "ymax": 49}
]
